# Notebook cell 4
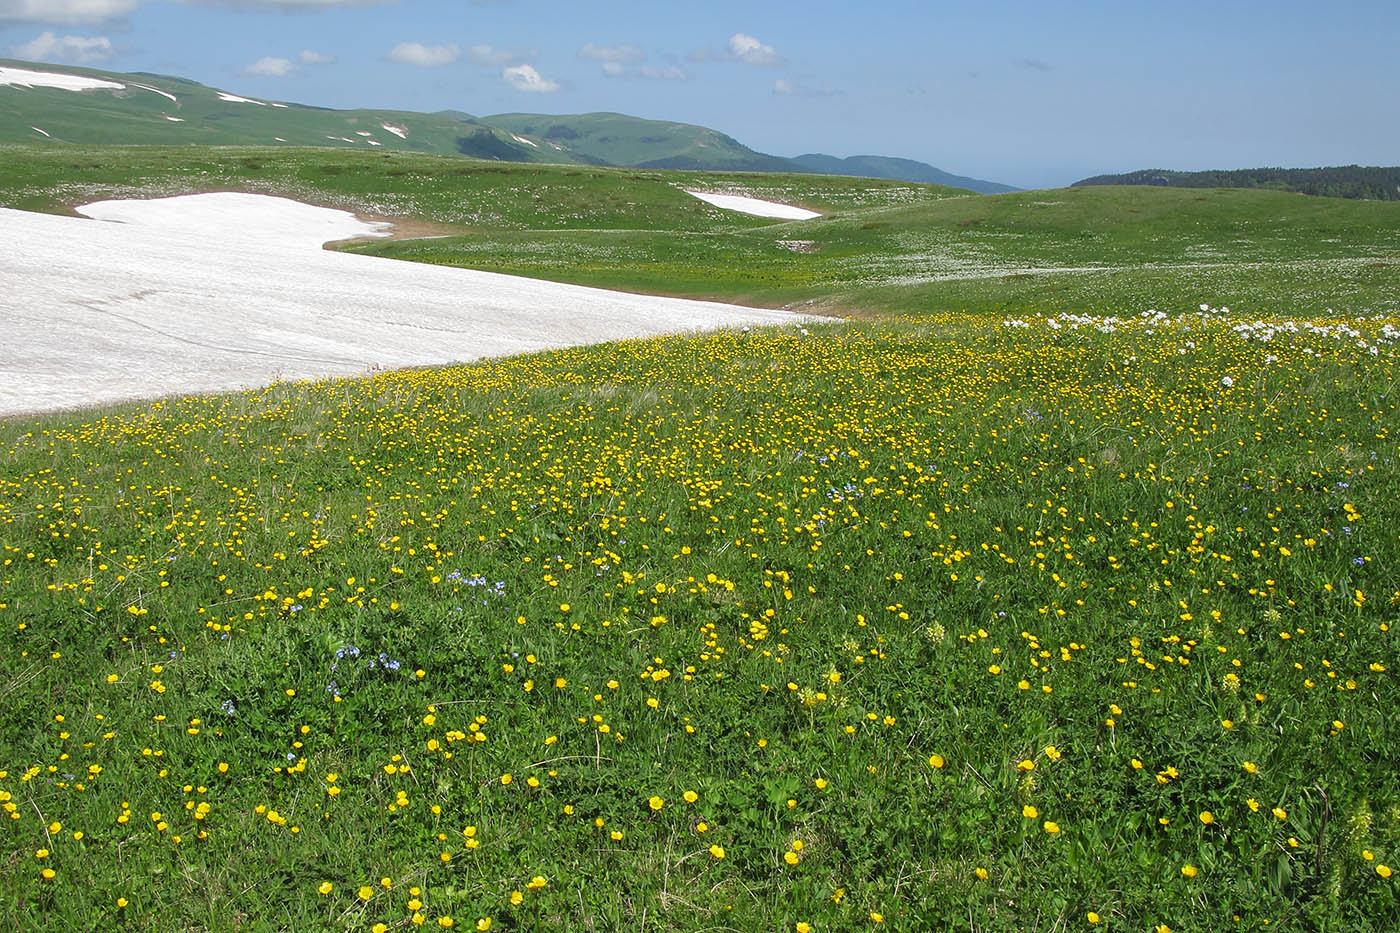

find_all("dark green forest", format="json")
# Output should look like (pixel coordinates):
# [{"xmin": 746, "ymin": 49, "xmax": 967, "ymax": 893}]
[{"xmin": 1074, "ymin": 164, "xmax": 1400, "ymax": 200}]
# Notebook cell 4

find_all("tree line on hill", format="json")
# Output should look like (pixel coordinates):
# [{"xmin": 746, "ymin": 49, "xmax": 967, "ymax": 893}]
[{"xmin": 1072, "ymin": 165, "xmax": 1400, "ymax": 200}]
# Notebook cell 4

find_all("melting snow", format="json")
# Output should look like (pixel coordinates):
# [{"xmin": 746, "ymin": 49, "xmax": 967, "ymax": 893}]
[
  {"xmin": 130, "ymin": 82, "xmax": 177, "ymax": 103},
  {"xmin": 164, "ymin": 115, "xmax": 184, "ymax": 122},
  {"xmin": 381, "ymin": 123, "xmax": 408, "ymax": 139},
  {"xmin": 510, "ymin": 133, "xmax": 539, "ymax": 148},
  {"xmin": 0, "ymin": 193, "xmax": 813, "ymax": 416},
  {"xmin": 217, "ymin": 91, "xmax": 266, "ymax": 106},
  {"xmin": 0, "ymin": 66, "xmax": 124, "ymax": 92},
  {"xmin": 683, "ymin": 190, "xmax": 820, "ymax": 220},
  {"xmin": 356, "ymin": 130, "xmax": 373, "ymax": 136},
  {"xmin": 30, "ymin": 126, "xmax": 50, "ymax": 137},
  {"xmin": 270, "ymin": 102, "xmax": 288, "ymax": 108}
]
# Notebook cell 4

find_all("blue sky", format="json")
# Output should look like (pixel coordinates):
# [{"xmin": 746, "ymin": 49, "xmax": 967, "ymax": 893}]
[{"xmin": 2, "ymin": 0, "xmax": 1396, "ymax": 189}]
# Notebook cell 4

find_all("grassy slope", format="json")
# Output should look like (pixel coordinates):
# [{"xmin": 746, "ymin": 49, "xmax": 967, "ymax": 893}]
[
  {"xmin": 356, "ymin": 183, "xmax": 1400, "ymax": 317},
  {"xmin": 0, "ymin": 58, "xmax": 589, "ymax": 165},
  {"xmin": 2, "ymin": 143, "xmax": 1400, "ymax": 931},
  {"xmin": 482, "ymin": 112, "xmax": 800, "ymax": 171}
]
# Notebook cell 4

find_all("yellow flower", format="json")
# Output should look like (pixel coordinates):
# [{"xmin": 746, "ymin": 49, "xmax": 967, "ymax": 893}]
[
  {"xmin": 500, "ymin": 773, "xmax": 512, "ymax": 785},
  {"xmin": 784, "ymin": 851, "xmax": 800, "ymax": 865},
  {"xmin": 41, "ymin": 868, "xmax": 56, "ymax": 880},
  {"xmin": 438, "ymin": 918, "xmax": 454, "ymax": 930},
  {"xmin": 648, "ymin": 795, "xmax": 664, "ymax": 811},
  {"xmin": 928, "ymin": 754, "xmax": 945, "ymax": 769},
  {"xmin": 1199, "ymin": 811, "xmax": 1215, "ymax": 826},
  {"xmin": 1043, "ymin": 820, "xmax": 1061, "ymax": 834},
  {"xmin": 1181, "ymin": 864, "xmax": 1198, "ymax": 878},
  {"xmin": 709, "ymin": 844, "xmax": 725, "ymax": 859},
  {"xmin": 814, "ymin": 778, "xmax": 828, "ymax": 790},
  {"xmin": 1242, "ymin": 761, "xmax": 1257, "ymax": 774},
  {"xmin": 870, "ymin": 912, "xmax": 884, "ymax": 923},
  {"xmin": 475, "ymin": 920, "xmax": 491, "ymax": 932},
  {"xmin": 358, "ymin": 885, "xmax": 373, "ymax": 901},
  {"xmin": 1017, "ymin": 759, "xmax": 1035, "ymax": 772},
  {"xmin": 796, "ymin": 924, "xmax": 813, "ymax": 933},
  {"xmin": 683, "ymin": 790, "xmax": 698, "ymax": 803},
  {"xmin": 1086, "ymin": 911, "xmax": 1100, "ymax": 924},
  {"xmin": 1272, "ymin": 807, "xmax": 1288, "ymax": 820},
  {"xmin": 317, "ymin": 882, "xmax": 333, "ymax": 895},
  {"xmin": 1022, "ymin": 804, "xmax": 1039, "ymax": 819},
  {"xmin": 1377, "ymin": 864, "xmax": 1393, "ymax": 879},
  {"xmin": 975, "ymin": 867, "xmax": 989, "ymax": 880},
  {"xmin": 117, "ymin": 898, "xmax": 129, "ymax": 909}
]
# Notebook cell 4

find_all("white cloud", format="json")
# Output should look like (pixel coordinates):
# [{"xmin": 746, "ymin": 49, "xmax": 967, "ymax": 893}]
[
  {"xmin": 727, "ymin": 32, "xmax": 781, "ymax": 66},
  {"xmin": 578, "ymin": 42, "xmax": 643, "ymax": 64},
  {"xmin": 603, "ymin": 61, "xmax": 688, "ymax": 81},
  {"xmin": 13, "ymin": 30, "xmax": 113, "ymax": 63},
  {"xmin": 466, "ymin": 44, "xmax": 531, "ymax": 67},
  {"xmin": 245, "ymin": 56, "xmax": 295, "ymax": 77},
  {"xmin": 387, "ymin": 42, "xmax": 460, "ymax": 67},
  {"xmin": 773, "ymin": 77, "xmax": 840, "ymax": 98},
  {"xmin": 502, "ymin": 63, "xmax": 557, "ymax": 93},
  {"xmin": 299, "ymin": 49, "xmax": 336, "ymax": 65},
  {"xmin": 0, "ymin": 0, "xmax": 140, "ymax": 25}
]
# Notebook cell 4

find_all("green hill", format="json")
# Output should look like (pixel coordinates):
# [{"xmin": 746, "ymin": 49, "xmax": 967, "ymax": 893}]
[
  {"xmin": 1073, "ymin": 165, "xmax": 1400, "ymax": 200},
  {"xmin": 791, "ymin": 153, "xmax": 1017, "ymax": 193},
  {"xmin": 1, "ymin": 58, "xmax": 1016, "ymax": 190},
  {"xmin": 480, "ymin": 111, "xmax": 797, "ymax": 172}
]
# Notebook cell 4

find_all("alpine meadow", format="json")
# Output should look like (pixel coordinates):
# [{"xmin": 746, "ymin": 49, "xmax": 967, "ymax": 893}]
[{"xmin": 2, "ymin": 29, "xmax": 1400, "ymax": 933}]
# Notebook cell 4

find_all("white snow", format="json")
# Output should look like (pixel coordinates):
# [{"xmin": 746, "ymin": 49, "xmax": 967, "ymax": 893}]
[
  {"xmin": 684, "ymin": 190, "xmax": 820, "ymax": 220},
  {"xmin": 164, "ymin": 115, "xmax": 184, "ymax": 122},
  {"xmin": 510, "ymin": 133, "xmax": 539, "ymax": 148},
  {"xmin": 356, "ymin": 130, "xmax": 373, "ymax": 136},
  {"xmin": 0, "ymin": 66, "xmax": 124, "ymax": 92},
  {"xmin": 367, "ymin": 140, "xmax": 382, "ymax": 146},
  {"xmin": 30, "ymin": 126, "xmax": 49, "ymax": 137},
  {"xmin": 381, "ymin": 123, "xmax": 408, "ymax": 139},
  {"xmin": 217, "ymin": 91, "xmax": 266, "ymax": 106},
  {"xmin": 130, "ymin": 82, "xmax": 177, "ymax": 103},
  {"xmin": 0, "ymin": 193, "xmax": 812, "ymax": 417},
  {"xmin": 270, "ymin": 102, "xmax": 288, "ymax": 108},
  {"xmin": 274, "ymin": 137, "xmax": 287, "ymax": 142}
]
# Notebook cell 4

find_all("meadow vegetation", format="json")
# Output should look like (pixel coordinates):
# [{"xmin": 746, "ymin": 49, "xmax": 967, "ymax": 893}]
[{"xmin": 1, "ymin": 144, "xmax": 1398, "ymax": 931}]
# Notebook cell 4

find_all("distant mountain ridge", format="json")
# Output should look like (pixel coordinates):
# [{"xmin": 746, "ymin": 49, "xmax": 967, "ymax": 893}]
[
  {"xmin": 791, "ymin": 153, "xmax": 1017, "ymax": 194},
  {"xmin": 1074, "ymin": 166, "xmax": 1400, "ymax": 201},
  {"xmin": 0, "ymin": 57, "xmax": 1015, "ymax": 192}
]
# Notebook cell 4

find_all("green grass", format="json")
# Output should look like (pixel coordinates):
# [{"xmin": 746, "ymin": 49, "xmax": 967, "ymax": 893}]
[
  {"xmin": 1, "ymin": 313, "xmax": 1398, "ymax": 931},
  {"xmin": 2, "ymin": 144, "xmax": 1399, "ymax": 930}
]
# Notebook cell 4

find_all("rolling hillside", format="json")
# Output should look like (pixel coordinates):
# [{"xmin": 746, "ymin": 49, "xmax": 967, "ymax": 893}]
[
  {"xmin": 1, "ymin": 58, "xmax": 1013, "ymax": 190},
  {"xmin": 792, "ymin": 153, "xmax": 1017, "ymax": 193}
]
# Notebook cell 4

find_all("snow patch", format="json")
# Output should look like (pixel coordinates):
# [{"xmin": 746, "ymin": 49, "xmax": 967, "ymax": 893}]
[
  {"xmin": 217, "ymin": 91, "xmax": 266, "ymax": 106},
  {"xmin": 0, "ymin": 66, "xmax": 124, "ymax": 92},
  {"xmin": 0, "ymin": 193, "xmax": 813, "ymax": 416},
  {"xmin": 510, "ymin": 133, "xmax": 539, "ymax": 148},
  {"xmin": 270, "ymin": 102, "xmax": 288, "ymax": 108},
  {"xmin": 130, "ymin": 82, "xmax": 177, "ymax": 103},
  {"xmin": 30, "ymin": 126, "xmax": 50, "ymax": 137},
  {"xmin": 356, "ymin": 130, "xmax": 373, "ymax": 136},
  {"xmin": 381, "ymin": 123, "xmax": 407, "ymax": 139},
  {"xmin": 683, "ymin": 190, "xmax": 821, "ymax": 221},
  {"xmin": 164, "ymin": 115, "xmax": 184, "ymax": 122},
  {"xmin": 274, "ymin": 137, "xmax": 287, "ymax": 142}
]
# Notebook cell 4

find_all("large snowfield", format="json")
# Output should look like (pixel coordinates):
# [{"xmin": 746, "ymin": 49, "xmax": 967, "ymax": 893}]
[{"xmin": 0, "ymin": 193, "xmax": 810, "ymax": 418}]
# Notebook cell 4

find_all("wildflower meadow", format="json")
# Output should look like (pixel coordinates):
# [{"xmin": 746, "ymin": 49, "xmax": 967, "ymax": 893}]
[{"xmin": 1, "ymin": 304, "xmax": 1397, "ymax": 930}]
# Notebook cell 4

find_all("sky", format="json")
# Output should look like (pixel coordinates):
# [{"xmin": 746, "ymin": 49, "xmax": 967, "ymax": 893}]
[{"xmin": 1, "ymin": 0, "xmax": 1396, "ymax": 189}]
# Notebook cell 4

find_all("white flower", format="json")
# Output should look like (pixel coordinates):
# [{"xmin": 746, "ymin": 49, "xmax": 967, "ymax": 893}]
[{"xmin": 1221, "ymin": 375, "xmax": 1234, "ymax": 387}]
